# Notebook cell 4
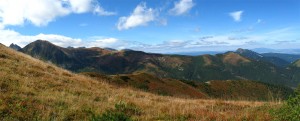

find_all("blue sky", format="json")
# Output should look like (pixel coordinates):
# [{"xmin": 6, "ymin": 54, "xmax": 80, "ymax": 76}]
[{"xmin": 0, "ymin": 0, "xmax": 299, "ymax": 53}]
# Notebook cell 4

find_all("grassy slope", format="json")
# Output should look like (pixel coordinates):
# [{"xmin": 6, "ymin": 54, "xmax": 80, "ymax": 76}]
[
  {"xmin": 196, "ymin": 80, "xmax": 293, "ymax": 101},
  {"xmin": 82, "ymin": 72, "xmax": 208, "ymax": 99},
  {"xmin": 82, "ymin": 72, "xmax": 293, "ymax": 101},
  {"xmin": 0, "ymin": 44, "xmax": 276, "ymax": 120},
  {"xmin": 292, "ymin": 59, "xmax": 300, "ymax": 67}
]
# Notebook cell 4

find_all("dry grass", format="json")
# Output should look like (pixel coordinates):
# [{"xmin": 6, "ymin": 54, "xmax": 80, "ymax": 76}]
[{"xmin": 0, "ymin": 44, "xmax": 278, "ymax": 120}]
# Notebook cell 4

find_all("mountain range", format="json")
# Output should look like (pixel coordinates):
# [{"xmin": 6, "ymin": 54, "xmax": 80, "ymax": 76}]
[
  {"xmin": 13, "ymin": 40, "xmax": 300, "ymax": 88},
  {"xmin": 0, "ymin": 41, "xmax": 282, "ymax": 120}
]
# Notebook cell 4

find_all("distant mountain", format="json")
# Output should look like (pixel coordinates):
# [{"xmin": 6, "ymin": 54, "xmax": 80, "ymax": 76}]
[
  {"xmin": 168, "ymin": 51, "xmax": 225, "ymax": 56},
  {"xmin": 253, "ymin": 48, "xmax": 300, "ymax": 54},
  {"xmin": 9, "ymin": 43, "xmax": 22, "ymax": 51},
  {"xmin": 252, "ymin": 48, "xmax": 276, "ymax": 53},
  {"xmin": 262, "ymin": 53, "xmax": 300, "ymax": 63},
  {"xmin": 235, "ymin": 48, "xmax": 264, "ymax": 60},
  {"xmin": 21, "ymin": 40, "xmax": 299, "ymax": 87},
  {"xmin": 235, "ymin": 48, "xmax": 290, "ymax": 67},
  {"xmin": 21, "ymin": 40, "xmax": 79, "ymax": 69}
]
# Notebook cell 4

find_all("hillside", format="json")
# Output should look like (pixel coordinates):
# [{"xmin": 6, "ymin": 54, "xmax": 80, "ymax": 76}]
[
  {"xmin": 291, "ymin": 59, "xmax": 300, "ymax": 68},
  {"xmin": 21, "ymin": 40, "xmax": 298, "ymax": 87},
  {"xmin": 82, "ymin": 72, "xmax": 208, "ymax": 99},
  {"xmin": 0, "ymin": 42, "xmax": 282, "ymax": 120},
  {"xmin": 288, "ymin": 60, "xmax": 300, "ymax": 82},
  {"xmin": 196, "ymin": 80, "xmax": 292, "ymax": 101},
  {"xmin": 82, "ymin": 72, "xmax": 293, "ymax": 101}
]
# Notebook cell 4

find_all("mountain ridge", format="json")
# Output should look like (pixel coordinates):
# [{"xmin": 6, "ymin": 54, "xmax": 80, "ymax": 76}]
[
  {"xmin": 9, "ymin": 43, "xmax": 22, "ymax": 51},
  {"xmin": 19, "ymin": 40, "xmax": 300, "ymax": 87},
  {"xmin": 0, "ymin": 41, "xmax": 284, "ymax": 120}
]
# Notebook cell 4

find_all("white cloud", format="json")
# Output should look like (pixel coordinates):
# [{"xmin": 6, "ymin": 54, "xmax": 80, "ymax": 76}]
[
  {"xmin": 90, "ymin": 38, "xmax": 119, "ymax": 47},
  {"xmin": 117, "ymin": 3, "xmax": 157, "ymax": 30},
  {"xmin": 0, "ymin": 0, "xmax": 115, "ymax": 27},
  {"xmin": 229, "ymin": 10, "xmax": 243, "ymax": 22},
  {"xmin": 0, "ymin": 27, "xmax": 299, "ymax": 53},
  {"xmin": 169, "ymin": 0, "xmax": 195, "ymax": 16},
  {"xmin": 68, "ymin": 0, "xmax": 93, "ymax": 13},
  {"xmin": 93, "ymin": 5, "xmax": 116, "ymax": 16},
  {"xmin": 87, "ymin": 37, "xmax": 130, "ymax": 49},
  {"xmin": 0, "ymin": 29, "xmax": 125, "ymax": 49},
  {"xmin": 0, "ymin": 0, "xmax": 69, "ymax": 26},
  {"xmin": 34, "ymin": 34, "xmax": 82, "ymax": 46},
  {"xmin": 0, "ymin": 29, "xmax": 82, "ymax": 47}
]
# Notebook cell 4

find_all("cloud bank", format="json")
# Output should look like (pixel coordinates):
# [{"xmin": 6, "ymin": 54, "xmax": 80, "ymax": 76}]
[
  {"xmin": 0, "ymin": 0, "xmax": 115, "ymax": 28},
  {"xmin": 1, "ymin": 27, "xmax": 298, "ymax": 53}
]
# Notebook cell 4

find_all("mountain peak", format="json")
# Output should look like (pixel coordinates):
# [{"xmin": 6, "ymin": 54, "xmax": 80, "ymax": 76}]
[
  {"xmin": 9, "ymin": 43, "xmax": 22, "ymax": 51},
  {"xmin": 236, "ymin": 48, "xmax": 245, "ymax": 52},
  {"xmin": 26, "ymin": 40, "xmax": 62, "ymax": 49},
  {"xmin": 223, "ymin": 52, "xmax": 251, "ymax": 65},
  {"xmin": 235, "ymin": 48, "xmax": 256, "ymax": 54},
  {"xmin": 33, "ymin": 39, "xmax": 54, "ymax": 45},
  {"xmin": 235, "ymin": 48, "xmax": 263, "ymax": 59}
]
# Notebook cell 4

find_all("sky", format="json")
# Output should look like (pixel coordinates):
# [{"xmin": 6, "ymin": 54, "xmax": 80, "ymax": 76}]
[{"xmin": 0, "ymin": 0, "xmax": 299, "ymax": 53}]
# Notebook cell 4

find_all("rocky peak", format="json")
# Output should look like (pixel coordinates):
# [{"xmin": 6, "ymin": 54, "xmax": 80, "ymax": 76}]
[{"xmin": 9, "ymin": 43, "xmax": 22, "ymax": 51}]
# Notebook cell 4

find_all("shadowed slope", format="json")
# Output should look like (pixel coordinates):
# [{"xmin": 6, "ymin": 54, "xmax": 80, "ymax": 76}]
[
  {"xmin": 82, "ymin": 72, "xmax": 293, "ymax": 101},
  {"xmin": 82, "ymin": 72, "xmax": 208, "ymax": 98}
]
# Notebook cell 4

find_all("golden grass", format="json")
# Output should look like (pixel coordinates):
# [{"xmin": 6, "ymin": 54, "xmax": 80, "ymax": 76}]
[{"xmin": 0, "ymin": 44, "xmax": 277, "ymax": 120}]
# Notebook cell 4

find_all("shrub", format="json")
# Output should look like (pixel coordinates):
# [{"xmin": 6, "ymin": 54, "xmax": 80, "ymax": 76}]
[
  {"xmin": 271, "ymin": 85, "xmax": 300, "ymax": 121},
  {"xmin": 92, "ymin": 111, "xmax": 130, "ymax": 121}
]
